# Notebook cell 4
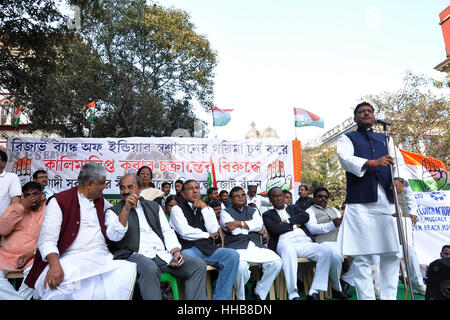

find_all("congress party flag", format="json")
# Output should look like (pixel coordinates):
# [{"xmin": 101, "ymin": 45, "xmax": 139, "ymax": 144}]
[
  {"xmin": 399, "ymin": 149, "xmax": 449, "ymax": 192},
  {"xmin": 207, "ymin": 157, "xmax": 217, "ymax": 189},
  {"xmin": 86, "ymin": 100, "xmax": 96, "ymax": 124},
  {"xmin": 11, "ymin": 106, "xmax": 24, "ymax": 127},
  {"xmin": 211, "ymin": 105, "xmax": 233, "ymax": 127},
  {"xmin": 293, "ymin": 107, "xmax": 324, "ymax": 128}
]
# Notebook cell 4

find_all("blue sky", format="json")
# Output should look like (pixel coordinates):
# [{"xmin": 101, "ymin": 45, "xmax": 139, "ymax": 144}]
[{"xmin": 158, "ymin": 0, "xmax": 449, "ymax": 143}]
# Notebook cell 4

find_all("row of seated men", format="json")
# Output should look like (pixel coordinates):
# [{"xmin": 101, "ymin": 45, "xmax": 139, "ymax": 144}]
[{"xmin": 0, "ymin": 162, "xmax": 353, "ymax": 300}]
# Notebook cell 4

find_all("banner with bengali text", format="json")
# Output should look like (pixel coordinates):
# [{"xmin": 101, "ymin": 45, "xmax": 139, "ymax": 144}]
[{"xmin": 6, "ymin": 137, "xmax": 296, "ymax": 204}]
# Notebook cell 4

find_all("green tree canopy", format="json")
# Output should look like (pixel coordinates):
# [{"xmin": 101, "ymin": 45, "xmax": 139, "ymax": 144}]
[
  {"xmin": 301, "ymin": 145, "xmax": 346, "ymax": 208},
  {"xmin": 1, "ymin": 0, "xmax": 217, "ymax": 138},
  {"xmin": 367, "ymin": 71, "xmax": 449, "ymax": 167}
]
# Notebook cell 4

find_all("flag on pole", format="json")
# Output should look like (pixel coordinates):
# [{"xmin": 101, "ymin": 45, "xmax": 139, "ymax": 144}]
[
  {"xmin": 211, "ymin": 105, "xmax": 233, "ymax": 127},
  {"xmin": 293, "ymin": 107, "xmax": 324, "ymax": 128},
  {"xmin": 86, "ymin": 100, "xmax": 96, "ymax": 123},
  {"xmin": 11, "ymin": 106, "xmax": 24, "ymax": 127},
  {"xmin": 207, "ymin": 157, "xmax": 217, "ymax": 189},
  {"xmin": 399, "ymin": 149, "xmax": 449, "ymax": 192}
]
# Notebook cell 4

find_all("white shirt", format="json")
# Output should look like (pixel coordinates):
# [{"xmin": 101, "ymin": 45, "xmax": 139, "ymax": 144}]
[
  {"xmin": 0, "ymin": 171, "xmax": 22, "ymax": 218},
  {"xmin": 169, "ymin": 202, "xmax": 219, "ymax": 241},
  {"xmin": 274, "ymin": 206, "xmax": 310, "ymax": 242},
  {"xmin": 38, "ymin": 193, "xmax": 124, "ymax": 261},
  {"xmin": 305, "ymin": 205, "xmax": 339, "ymax": 235},
  {"xmin": 336, "ymin": 133, "xmax": 405, "ymax": 255},
  {"xmin": 220, "ymin": 206, "xmax": 264, "ymax": 237},
  {"xmin": 122, "ymin": 201, "xmax": 180, "ymax": 264},
  {"xmin": 245, "ymin": 194, "xmax": 272, "ymax": 214},
  {"xmin": 336, "ymin": 133, "xmax": 406, "ymax": 215}
]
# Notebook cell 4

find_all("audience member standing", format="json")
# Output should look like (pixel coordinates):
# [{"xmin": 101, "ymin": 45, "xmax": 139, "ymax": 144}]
[
  {"xmin": 336, "ymin": 102, "xmax": 406, "ymax": 300},
  {"xmin": 0, "ymin": 150, "xmax": 21, "ymax": 218}
]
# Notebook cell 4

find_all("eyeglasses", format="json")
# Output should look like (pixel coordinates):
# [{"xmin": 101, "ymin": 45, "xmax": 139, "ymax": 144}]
[
  {"xmin": 232, "ymin": 193, "xmax": 246, "ymax": 198},
  {"xmin": 316, "ymin": 194, "xmax": 329, "ymax": 199}
]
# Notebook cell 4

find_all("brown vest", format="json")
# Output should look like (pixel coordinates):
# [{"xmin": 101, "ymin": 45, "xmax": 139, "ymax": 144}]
[{"xmin": 25, "ymin": 187, "xmax": 107, "ymax": 288}]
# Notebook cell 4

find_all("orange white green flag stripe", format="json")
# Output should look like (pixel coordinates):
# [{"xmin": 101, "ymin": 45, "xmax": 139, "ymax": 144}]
[
  {"xmin": 399, "ymin": 149, "xmax": 449, "ymax": 192},
  {"xmin": 11, "ymin": 106, "xmax": 24, "ymax": 127}
]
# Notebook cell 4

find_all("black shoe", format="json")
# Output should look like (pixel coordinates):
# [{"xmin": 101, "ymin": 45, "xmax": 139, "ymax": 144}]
[
  {"xmin": 291, "ymin": 296, "xmax": 301, "ymax": 300},
  {"xmin": 340, "ymin": 279, "xmax": 352, "ymax": 298},
  {"xmin": 332, "ymin": 289, "xmax": 349, "ymax": 300},
  {"xmin": 306, "ymin": 292, "xmax": 320, "ymax": 300}
]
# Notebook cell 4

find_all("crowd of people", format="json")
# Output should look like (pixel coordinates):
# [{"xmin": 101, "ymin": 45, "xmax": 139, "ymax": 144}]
[{"xmin": 0, "ymin": 102, "xmax": 447, "ymax": 301}]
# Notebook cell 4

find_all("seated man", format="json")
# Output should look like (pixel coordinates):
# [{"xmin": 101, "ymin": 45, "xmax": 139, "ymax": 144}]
[
  {"xmin": 263, "ymin": 187, "xmax": 347, "ymax": 300},
  {"xmin": 25, "ymin": 163, "xmax": 137, "ymax": 300},
  {"xmin": 32, "ymin": 169, "xmax": 54, "ymax": 200},
  {"xmin": 305, "ymin": 186, "xmax": 353, "ymax": 298},
  {"xmin": 221, "ymin": 186, "xmax": 282, "ymax": 300},
  {"xmin": 109, "ymin": 173, "xmax": 206, "ymax": 300},
  {"xmin": 219, "ymin": 190, "xmax": 230, "ymax": 209},
  {"xmin": 0, "ymin": 182, "xmax": 46, "ymax": 300},
  {"xmin": 205, "ymin": 187, "xmax": 219, "ymax": 206},
  {"xmin": 170, "ymin": 179, "xmax": 240, "ymax": 300}
]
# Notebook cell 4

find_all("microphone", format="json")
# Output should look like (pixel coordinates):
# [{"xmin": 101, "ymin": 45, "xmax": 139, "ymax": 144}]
[{"xmin": 375, "ymin": 119, "xmax": 391, "ymax": 126}]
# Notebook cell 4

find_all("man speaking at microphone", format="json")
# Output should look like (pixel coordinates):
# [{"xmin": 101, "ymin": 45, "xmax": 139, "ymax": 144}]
[{"xmin": 336, "ymin": 102, "xmax": 406, "ymax": 300}]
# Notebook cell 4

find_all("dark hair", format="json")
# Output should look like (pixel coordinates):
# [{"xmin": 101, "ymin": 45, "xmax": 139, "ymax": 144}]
[
  {"xmin": 282, "ymin": 190, "xmax": 292, "ymax": 196},
  {"xmin": 219, "ymin": 190, "xmax": 228, "ymax": 196},
  {"xmin": 164, "ymin": 195, "xmax": 179, "ymax": 209},
  {"xmin": 442, "ymin": 245, "xmax": 450, "ymax": 252},
  {"xmin": 207, "ymin": 187, "xmax": 218, "ymax": 196},
  {"xmin": 354, "ymin": 102, "xmax": 374, "ymax": 116},
  {"xmin": 161, "ymin": 181, "xmax": 171, "ymax": 188},
  {"xmin": 175, "ymin": 179, "xmax": 184, "ymax": 185},
  {"xmin": 268, "ymin": 187, "xmax": 282, "ymax": 198},
  {"xmin": 208, "ymin": 200, "xmax": 222, "ymax": 208},
  {"xmin": 22, "ymin": 181, "xmax": 42, "ymax": 193},
  {"xmin": 182, "ymin": 179, "xmax": 198, "ymax": 191},
  {"xmin": 137, "ymin": 166, "xmax": 153, "ymax": 180},
  {"xmin": 299, "ymin": 185, "xmax": 309, "ymax": 191},
  {"xmin": 32, "ymin": 169, "xmax": 47, "ymax": 180},
  {"xmin": 313, "ymin": 186, "xmax": 329, "ymax": 198},
  {"xmin": 229, "ymin": 186, "xmax": 244, "ymax": 198},
  {"xmin": 0, "ymin": 150, "xmax": 7, "ymax": 162}
]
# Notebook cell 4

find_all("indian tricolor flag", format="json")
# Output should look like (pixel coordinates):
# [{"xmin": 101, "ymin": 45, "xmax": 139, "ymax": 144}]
[
  {"xmin": 11, "ymin": 106, "xmax": 24, "ymax": 127},
  {"xmin": 400, "ymin": 149, "xmax": 449, "ymax": 192},
  {"xmin": 86, "ymin": 100, "xmax": 96, "ymax": 123},
  {"xmin": 211, "ymin": 105, "xmax": 233, "ymax": 127},
  {"xmin": 293, "ymin": 107, "xmax": 324, "ymax": 128}
]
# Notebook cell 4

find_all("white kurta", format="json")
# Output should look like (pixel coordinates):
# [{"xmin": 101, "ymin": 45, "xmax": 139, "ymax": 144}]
[
  {"xmin": 220, "ymin": 208, "xmax": 280, "ymax": 263},
  {"xmin": 34, "ymin": 193, "xmax": 137, "ymax": 300},
  {"xmin": 336, "ymin": 133, "xmax": 405, "ymax": 256}
]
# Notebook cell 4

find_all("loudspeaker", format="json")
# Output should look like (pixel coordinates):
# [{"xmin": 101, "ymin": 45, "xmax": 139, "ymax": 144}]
[{"xmin": 425, "ymin": 258, "xmax": 450, "ymax": 300}]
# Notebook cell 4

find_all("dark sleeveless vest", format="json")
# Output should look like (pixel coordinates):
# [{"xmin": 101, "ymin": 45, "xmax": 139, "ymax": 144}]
[
  {"xmin": 223, "ymin": 205, "xmax": 264, "ymax": 250},
  {"xmin": 108, "ymin": 198, "xmax": 164, "ymax": 260},
  {"xmin": 25, "ymin": 187, "xmax": 107, "ymax": 288},
  {"xmin": 177, "ymin": 201, "xmax": 217, "ymax": 256},
  {"xmin": 345, "ymin": 128, "xmax": 394, "ymax": 204}
]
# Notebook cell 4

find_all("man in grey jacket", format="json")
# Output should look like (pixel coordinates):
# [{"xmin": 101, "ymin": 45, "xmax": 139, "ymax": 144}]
[{"xmin": 108, "ymin": 173, "xmax": 206, "ymax": 300}]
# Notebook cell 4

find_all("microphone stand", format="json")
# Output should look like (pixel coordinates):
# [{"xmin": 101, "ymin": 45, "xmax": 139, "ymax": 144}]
[{"xmin": 380, "ymin": 122, "xmax": 415, "ymax": 300}]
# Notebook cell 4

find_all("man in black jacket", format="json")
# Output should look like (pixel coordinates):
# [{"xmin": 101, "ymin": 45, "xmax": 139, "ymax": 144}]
[
  {"xmin": 263, "ymin": 187, "xmax": 347, "ymax": 300},
  {"xmin": 294, "ymin": 185, "xmax": 313, "ymax": 210}
]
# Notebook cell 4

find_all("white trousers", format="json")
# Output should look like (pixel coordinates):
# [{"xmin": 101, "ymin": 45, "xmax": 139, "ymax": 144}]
[
  {"xmin": 34, "ymin": 261, "xmax": 137, "ymax": 300},
  {"xmin": 277, "ymin": 239, "xmax": 343, "ymax": 299},
  {"xmin": 400, "ymin": 218, "xmax": 424, "ymax": 287},
  {"xmin": 234, "ymin": 259, "xmax": 282, "ymax": 300},
  {"xmin": 353, "ymin": 253, "xmax": 400, "ymax": 300},
  {"xmin": 0, "ymin": 267, "xmax": 33, "ymax": 300}
]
